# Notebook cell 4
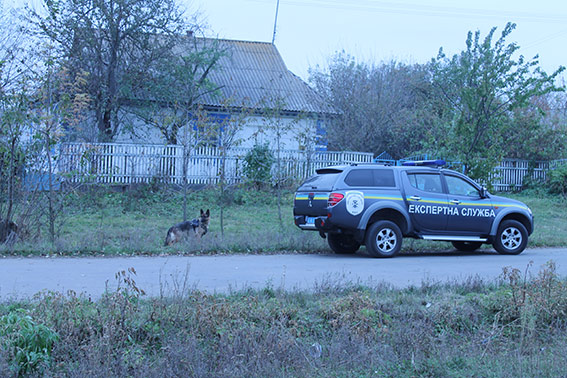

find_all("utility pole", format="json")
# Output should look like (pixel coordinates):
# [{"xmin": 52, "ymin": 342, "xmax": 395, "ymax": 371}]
[{"xmin": 272, "ymin": 0, "xmax": 280, "ymax": 44}]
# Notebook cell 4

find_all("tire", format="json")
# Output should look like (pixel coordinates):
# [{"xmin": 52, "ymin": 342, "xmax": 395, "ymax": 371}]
[
  {"xmin": 451, "ymin": 241, "xmax": 483, "ymax": 252},
  {"xmin": 327, "ymin": 233, "xmax": 360, "ymax": 254},
  {"xmin": 365, "ymin": 220, "xmax": 402, "ymax": 258},
  {"xmin": 492, "ymin": 220, "xmax": 528, "ymax": 255}
]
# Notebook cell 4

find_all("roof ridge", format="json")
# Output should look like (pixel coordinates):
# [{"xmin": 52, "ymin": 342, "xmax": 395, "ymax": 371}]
[{"xmin": 203, "ymin": 37, "xmax": 273, "ymax": 45}]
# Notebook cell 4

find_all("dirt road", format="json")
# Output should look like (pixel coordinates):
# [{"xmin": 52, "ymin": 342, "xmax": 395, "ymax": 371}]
[{"xmin": 1, "ymin": 248, "xmax": 566, "ymax": 299}]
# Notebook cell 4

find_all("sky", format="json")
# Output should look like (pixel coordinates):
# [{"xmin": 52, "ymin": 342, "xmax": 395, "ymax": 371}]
[
  {"xmin": 4, "ymin": 0, "xmax": 567, "ymax": 82},
  {"xmin": 190, "ymin": 0, "xmax": 567, "ymax": 81}
]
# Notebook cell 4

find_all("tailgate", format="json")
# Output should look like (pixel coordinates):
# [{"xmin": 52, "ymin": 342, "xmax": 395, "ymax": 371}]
[
  {"xmin": 293, "ymin": 167, "xmax": 342, "ymax": 220},
  {"xmin": 294, "ymin": 191, "xmax": 329, "ymax": 217}
]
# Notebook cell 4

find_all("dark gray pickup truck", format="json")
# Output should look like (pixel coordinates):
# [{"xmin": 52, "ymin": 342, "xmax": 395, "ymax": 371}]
[{"xmin": 293, "ymin": 161, "xmax": 533, "ymax": 258}]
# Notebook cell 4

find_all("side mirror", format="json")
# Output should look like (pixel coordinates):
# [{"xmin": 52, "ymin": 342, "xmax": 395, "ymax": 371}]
[{"xmin": 479, "ymin": 187, "xmax": 488, "ymax": 198}]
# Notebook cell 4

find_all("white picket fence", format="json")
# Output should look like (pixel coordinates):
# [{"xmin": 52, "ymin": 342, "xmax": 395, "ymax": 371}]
[
  {"xmin": 490, "ymin": 159, "xmax": 567, "ymax": 191},
  {"xmin": 56, "ymin": 142, "xmax": 566, "ymax": 190},
  {"xmin": 57, "ymin": 143, "xmax": 374, "ymax": 185}
]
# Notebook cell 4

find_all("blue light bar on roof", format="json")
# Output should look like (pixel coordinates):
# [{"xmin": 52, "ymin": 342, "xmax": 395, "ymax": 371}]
[{"xmin": 402, "ymin": 159, "xmax": 446, "ymax": 167}]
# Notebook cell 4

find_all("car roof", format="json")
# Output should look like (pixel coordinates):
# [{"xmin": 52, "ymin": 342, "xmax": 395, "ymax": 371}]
[
  {"xmin": 319, "ymin": 164, "xmax": 448, "ymax": 171},
  {"xmin": 316, "ymin": 164, "xmax": 468, "ymax": 178}
]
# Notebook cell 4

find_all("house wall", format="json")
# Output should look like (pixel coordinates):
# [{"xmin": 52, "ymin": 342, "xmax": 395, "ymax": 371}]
[{"xmin": 113, "ymin": 110, "xmax": 328, "ymax": 151}]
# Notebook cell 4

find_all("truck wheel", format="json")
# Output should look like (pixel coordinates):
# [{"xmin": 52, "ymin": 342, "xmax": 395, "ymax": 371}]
[
  {"xmin": 365, "ymin": 221, "xmax": 402, "ymax": 258},
  {"xmin": 492, "ymin": 220, "xmax": 528, "ymax": 255},
  {"xmin": 451, "ymin": 241, "xmax": 483, "ymax": 252},
  {"xmin": 327, "ymin": 233, "xmax": 360, "ymax": 254}
]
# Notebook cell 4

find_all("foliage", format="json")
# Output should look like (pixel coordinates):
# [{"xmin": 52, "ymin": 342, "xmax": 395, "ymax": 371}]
[
  {"xmin": 309, "ymin": 52, "xmax": 435, "ymax": 158},
  {"xmin": 2, "ymin": 263, "xmax": 567, "ymax": 376},
  {"xmin": 502, "ymin": 93, "xmax": 567, "ymax": 161},
  {"xmin": 29, "ymin": 43, "xmax": 91, "ymax": 244},
  {"xmin": 28, "ymin": 0, "xmax": 188, "ymax": 141},
  {"xmin": 0, "ymin": 310, "xmax": 59, "ymax": 375},
  {"xmin": 0, "ymin": 6, "xmax": 35, "ymax": 244},
  {"xmin": 546, "ymin": 163, "xmax": 567, "ymax": 198},
  {"xmin": 430, "ymin": 22, "xmax": 564, "ymax": 183},
  {"xmin": 128, "ymin": 33, "xmax": 227, "ymax": 144},
  {"xmin": 243, "ymin": 143, "xmax": 275, "ymax": 188},
  {"xmin": 485, "ymin": 260, "xmax": 567, "ymax": 353}
]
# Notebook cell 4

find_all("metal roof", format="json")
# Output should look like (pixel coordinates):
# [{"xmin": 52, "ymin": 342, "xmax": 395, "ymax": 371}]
[{"xmin": 200, "ymin": 39, "xmax": 336, "ymax": 115}]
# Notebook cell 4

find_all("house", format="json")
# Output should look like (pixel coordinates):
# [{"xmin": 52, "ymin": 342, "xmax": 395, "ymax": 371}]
[{"xmin": 115, "ymin": 38, "xmax": 337, "ymax": 151}]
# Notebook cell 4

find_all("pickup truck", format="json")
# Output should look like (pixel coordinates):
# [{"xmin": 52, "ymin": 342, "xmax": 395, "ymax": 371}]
[{"xmin": 293, "ymin": 161, "xmax": 533, "ymax": 258}]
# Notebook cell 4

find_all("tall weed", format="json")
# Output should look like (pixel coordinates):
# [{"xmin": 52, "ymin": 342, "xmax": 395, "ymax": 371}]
[{"xmin": 0, "ymin": 309, "xmax": 59, "ymax": 376}]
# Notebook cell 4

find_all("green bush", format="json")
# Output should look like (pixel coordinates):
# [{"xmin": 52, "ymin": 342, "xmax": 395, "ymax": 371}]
[
  {"xmin": 547, "ymin": 163, "xmax": 567, "ymax": 198},
  {"xmin": 0, "ymin": 310, "xmax": 59, "ymax": 375},
  {"xmin": 243, "ymin": 144, "xmax": 274, "ymax": 188}
]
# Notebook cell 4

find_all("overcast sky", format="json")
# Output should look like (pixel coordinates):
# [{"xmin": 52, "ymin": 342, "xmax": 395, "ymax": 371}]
[
  {"xmin": 191, "ymin": 0, "xmax": 567, "ymax": 81},
  {"xmin": 5, "ymin": 0, "xmax": 566, "ymax": 82}
]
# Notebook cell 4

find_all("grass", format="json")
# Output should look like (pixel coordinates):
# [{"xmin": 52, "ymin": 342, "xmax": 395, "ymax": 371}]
[
  {"xmin": 507, "ymin": 192, "xmax": 567, "ymax": 247},
  {"xmin": 1, "ymin": 185, "xmax": 566, "ymax": 256},
  {"xmin": 1, "ymin": 262, "xmax": 567, "ymax": 377}
]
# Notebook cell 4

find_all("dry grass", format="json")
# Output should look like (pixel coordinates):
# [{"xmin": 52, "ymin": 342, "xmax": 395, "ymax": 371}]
[{"xmin": 1, "ymin": 263, "xmax": 567, "ymax": 377}]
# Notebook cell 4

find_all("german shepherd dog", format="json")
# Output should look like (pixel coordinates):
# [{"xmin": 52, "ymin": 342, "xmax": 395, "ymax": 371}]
[{"xmin": 164, "ymin": 209, "xmax": 210, "ymax": 246}]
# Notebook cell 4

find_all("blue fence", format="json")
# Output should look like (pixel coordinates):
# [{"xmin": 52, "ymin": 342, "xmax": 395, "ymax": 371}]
[{"xmin": 373, "ymin": 152, "xmax": 465, "ymax": 172}]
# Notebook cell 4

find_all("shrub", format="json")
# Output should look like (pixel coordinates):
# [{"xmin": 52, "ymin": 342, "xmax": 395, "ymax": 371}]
[
  {"xmin": 0, "ymin": 309, "xmax": 59, "ymax": 375},
  {"xmin": 484, "ymin": 261, "xmax": 567, "ymax": 342},
  {"xmin": 547, "ymin": 163, "xmax": 567, "ymax": 198},
  {"xmin": 243, "ymin": 144, "xmax": 274, "ymax": 188}
]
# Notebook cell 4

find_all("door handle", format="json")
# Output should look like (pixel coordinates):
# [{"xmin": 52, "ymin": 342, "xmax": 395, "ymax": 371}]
[
  {"xmin": 409, "ymin": 196, "xmax": 421, "ymax": 201},
  {"xmin": 450, "ymin": 199, "xmax": 461, "ymax": 205}
]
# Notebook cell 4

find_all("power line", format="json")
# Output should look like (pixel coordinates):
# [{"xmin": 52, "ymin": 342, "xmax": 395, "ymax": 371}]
[
  {"xmin": 521, "ymin": 28, "xmax": 567, "ymax": 50},
  {"xmin": 248, "ymin": 0, "xmax": 567, "ymax": 24}
]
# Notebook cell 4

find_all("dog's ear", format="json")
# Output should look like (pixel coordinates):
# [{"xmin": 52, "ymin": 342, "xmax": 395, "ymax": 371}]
[
  {"xmin": 200, "ymin": 209, "xmax": 204, "ymax": 215},
  {"xmin": 206, "ymin": 209, "xmax": 210, "ymax": 216}
]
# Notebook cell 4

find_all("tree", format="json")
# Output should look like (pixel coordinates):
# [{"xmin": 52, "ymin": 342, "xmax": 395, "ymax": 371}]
[
  {"xmin": 0, "ymin": 84, "xmax": 29, "ymax": 243},
  {"xmin": 177, "ymin": 105, "xmax": 216, "ymax": 223},
  {"xmin": 0, "ymin": 5, "xmax": 31, "ymax": 243},
  {"xmin": 309, "ymin": 52, "xmax": 435, "ymax": 158},
  {"xmin": 127, "ymin": 33, "xmax": 226, "ymax": 145},
  {"xmin": 430, "ymin": 23, "xmax": 565, "ymax": 182},
  {"xmin": 214, "ymin": 99, "xmax": 250, "ymax": 236},
  {"xmin": 28, "ymin": 0, "xmax": 188, "ymax": 141},
  {"xmin": 501, "ymin": 94, "xmax": 567, "ymax": 161},
  {"xmin": 260, "ymin": 96, "xmax": 297, "ymax": 229},
  {"xmin": 31, "ymin": 43, "xmax": 90, "ymax": 244}
]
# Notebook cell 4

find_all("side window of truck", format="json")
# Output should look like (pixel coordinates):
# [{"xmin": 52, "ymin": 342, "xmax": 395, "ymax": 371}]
[
  {"xmin": 407, "ymin": 173, "xmax": 443, "ymax": 193},
  {"xmin": 445, "ymin": 175, "xmax": 479, "ymax": 197},
  {"xmin": 374, "ymin": 169, "xmax": 395, "ymax": 187},
  {"xmin": 345, "ymin": 169, "xmax": 395, "ymax": 187},
  {"xmin": 345, "ymin": 169, "xmax": 374, "ymax": 186}
]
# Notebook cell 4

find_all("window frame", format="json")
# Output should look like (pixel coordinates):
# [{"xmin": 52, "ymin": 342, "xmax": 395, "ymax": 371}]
[
  {"xmin": 343, "ymin": 168, "xmax": 396, "ymax": 188},
  {"xmin": 406, "ymin": 172, "xmax": 444, "ymax": 194},
  {"xmin": 443, "ymin": 173, "xmax": 481, "ymax": 198}
]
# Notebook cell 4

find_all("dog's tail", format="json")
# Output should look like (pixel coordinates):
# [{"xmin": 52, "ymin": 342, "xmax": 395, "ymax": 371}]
[{"xmin": 164, "ymin": 227, "xmax": 174, "ymax": 246}]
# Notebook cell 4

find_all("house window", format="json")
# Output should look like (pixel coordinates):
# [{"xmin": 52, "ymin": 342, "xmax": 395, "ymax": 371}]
[
  {"xmin": 191, "ymin": 112, "xmax": 230, "ymax": 147},
  {"xmin": 316, "ymin": 119, "xmax": 327, "ymax": 151}
]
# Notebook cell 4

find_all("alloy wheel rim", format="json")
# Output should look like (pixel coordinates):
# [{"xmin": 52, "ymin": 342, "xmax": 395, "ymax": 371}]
[
  {"xmin": 376, "ymin": 228, "xmax": 397, "ymax": 253},
  {"xmin": 501, "ymin": 227, "xmax": 522, "ymax": 250}
]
